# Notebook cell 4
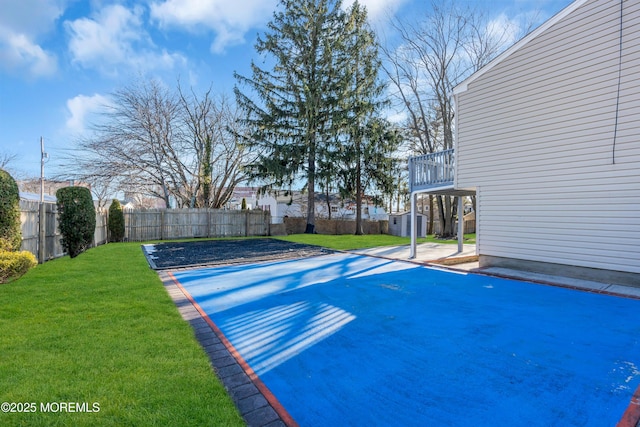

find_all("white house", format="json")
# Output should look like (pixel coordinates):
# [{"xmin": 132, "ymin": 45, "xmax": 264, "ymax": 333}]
[
  {"xmin": 409, "ymin": 0, "xmax": 639, "ymax": 285},
  {"xmin": 258, "ymin": 191, "xmax": 389, "ymax": 224}
]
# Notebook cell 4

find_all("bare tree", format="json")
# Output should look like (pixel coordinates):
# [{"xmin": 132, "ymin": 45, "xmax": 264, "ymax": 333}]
[
  {"xmin": 0, "ymin": 150, "xmax": 19, "ymax": 173},
  {"xmin": 382, "ymin": 1, "xmax": 517, "ymax": 237},
  {"xmin": 178, "ymin": 87, "xmax": 248, "ymax": 208},
  {"xmin": 80, "ymin": 78, "xmax": 180, "ymax": 208},
  {"xmin": 63, "ymin": 79, "xmax": 248, "ymax": 209}
]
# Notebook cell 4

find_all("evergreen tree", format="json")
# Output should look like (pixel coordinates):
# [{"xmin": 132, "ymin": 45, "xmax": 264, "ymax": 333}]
[
  {"xmin": 235, "ymin": 0, "xmax": 347, "ymax": 234},
  {"xmin": 108, "ymin": 199, "xmax": 125, "ymax": 242},
  {"xmin": 56, "ymin": 187, "xmax": 96, "ymax": 258},
  {"xmin": 335, "ymin": 1, "xmax": 392, "ymax": 234}
]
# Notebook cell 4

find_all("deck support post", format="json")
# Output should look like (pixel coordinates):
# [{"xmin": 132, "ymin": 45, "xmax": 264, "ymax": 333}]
[
  {"xmin": 410, "ymin": 192, "xmax": 417, "ymax": 259},
  {"xmin": 457, "ymin": 196, "xmax": 464, "ymax": 253}
]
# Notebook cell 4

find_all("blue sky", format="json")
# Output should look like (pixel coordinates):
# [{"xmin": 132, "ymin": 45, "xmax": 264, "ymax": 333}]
[{"xmin": 0, "ymin": 0, "xmax": 572, "ymax": 179}]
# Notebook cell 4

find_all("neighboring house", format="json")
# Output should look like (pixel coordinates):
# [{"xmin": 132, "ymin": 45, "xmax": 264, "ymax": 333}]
[
  {"xmin": 409, "ymin": 0, "xmax": 639, "ymax": 285},
  {"xmin": 122, "ymin": 190, "xmax": 168, "ymax": 209},
  {"xmin": 19, "ymin": 179, "xmax": 90, "ymax": 197},
  {"xmin": 19, "ymin": 192, "xmax": 57, "ymax": 203},
  {"xmin": 258, "ymin": 191, "xmax": 389, "ymax": 224},
  {"xmin": 227, "ymin": 187, "xmax": 259, "ymax": 210}
]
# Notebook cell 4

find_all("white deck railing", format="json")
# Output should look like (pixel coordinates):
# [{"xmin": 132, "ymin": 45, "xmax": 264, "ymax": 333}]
[{"xmin": 408, "ymin": 149, "xmax": 455, "ymax": 192}]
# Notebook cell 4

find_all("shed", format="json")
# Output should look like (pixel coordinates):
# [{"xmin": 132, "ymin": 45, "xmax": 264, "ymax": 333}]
[{"xmin": 388, "ymin": 212, "xmax": 426, "ymax": 238}]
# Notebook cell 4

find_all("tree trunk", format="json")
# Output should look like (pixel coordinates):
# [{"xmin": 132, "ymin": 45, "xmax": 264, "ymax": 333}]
[
  {"xmin": 305, "ymin": 140, "xmax": 316, "ymax": 234},
  {"xmin": 355, "ymin": 156, "xmax": 364, "ymax": 235},
  {"xmin": 325, "ymin": 184, "xmax": 332, "ymax": 220},
  {"xmin": 428, "ymin": 194, "xmax": 434, "ymax": 235},
  {"xmin": 436, "ymin": 195, "xmax": 456, "ymax": 238}
]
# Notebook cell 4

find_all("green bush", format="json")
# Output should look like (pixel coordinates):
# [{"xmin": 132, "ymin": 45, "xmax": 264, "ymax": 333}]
[
  {"xmin": 0, "ymin": 169, "xmax": 22, "ymax": 252},
  {"xmin": 108, "ymin": 199, "xmax": 125, "ymax": 242},
  {"xmin": 0, "ymin": 250, "xmax": 37, "ymax": 283},
  {"xmin": 56, "ymin": 186, "xmax": 96, "ymax": 258}
]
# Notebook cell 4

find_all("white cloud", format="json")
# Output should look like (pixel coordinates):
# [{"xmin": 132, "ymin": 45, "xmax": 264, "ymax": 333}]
[
  {"xmin": 486, "ymin": 13, "xmax": 523, "ymax": 49},
  {"xmin": 66, "ymin": 4, "xmax": 143, "ymax": 70},
  {"xmin": 0, "ymin": 30, "xmax": 57, "ymax": 77},
  {"xmin": 65, "ymin": 4, "xmax": 187, "ymax": 75},
  {"xmin": 150, "ymin": 0, "xmax": 278, "ymax": 53},
  {"xmin": 65, "ymin": 93, "xmax": 111, "ymax": 134},
  {"xmin": 0, "ymin": 0, "xmax": 64, "ymax": 78},
  {"xmin": 0, "ymin": 0, "xmax": 66, "ymax": 36}
]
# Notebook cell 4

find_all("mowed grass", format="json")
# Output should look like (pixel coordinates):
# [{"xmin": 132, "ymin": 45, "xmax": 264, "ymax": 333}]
[
  {"xmin": 276, "ymin": 233, "xmax": 476, "ymax": 250},
  {"xmin": 0, "ymin": 242, "xmax": 244, "ymax": 427}
]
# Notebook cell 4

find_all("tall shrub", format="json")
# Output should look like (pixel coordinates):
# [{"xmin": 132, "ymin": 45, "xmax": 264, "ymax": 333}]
[
  {"xmin": 56, "ymin": 187, "xmax": 96, "ymax": 258},
  {"xmin": 108, "ymin": 199, "xmax": 125, "ymax": 242},
  {"xmin": 0, "ymin": 169, "xmax": 22, "ymax": 251}
]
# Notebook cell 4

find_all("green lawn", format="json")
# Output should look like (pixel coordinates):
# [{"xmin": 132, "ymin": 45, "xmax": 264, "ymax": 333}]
[
  {"xmin": 276, "ymin": 233, "xmax": 476, "ymax": 250},
  {"xmin": 0, "ymin": 242, "xmax": 244, "ymax": 427}
]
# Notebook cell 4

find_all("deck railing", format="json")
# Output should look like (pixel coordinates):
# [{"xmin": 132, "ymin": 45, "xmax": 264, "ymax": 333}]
[{"xmin": 408, "ymin": 148, "xmax": 455, "ymax": 192}]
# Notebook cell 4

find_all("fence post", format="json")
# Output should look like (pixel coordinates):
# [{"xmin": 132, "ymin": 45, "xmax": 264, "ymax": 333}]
[
  {"xmin": 160, "ymin": 210, "xmax": 165, "ymax": 241},
  {"xmin": 38, "ymin": 203, "xmax": 46, "ymax": 264},
  {"xmin": 245, "ymin": 211, "xmax": 249, "ymax": 237},
  {"xmin": 207, "ymin": 208, "xmax": 211, "ymax": 238},
  {"xmin": 266, "ymin": 211, "xmax": 270, "ymax": 236}
]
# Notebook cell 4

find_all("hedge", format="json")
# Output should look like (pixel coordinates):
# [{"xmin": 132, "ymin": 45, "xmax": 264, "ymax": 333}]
[
  {"xmin": 0, "ymin": 169, "xmax": 22, "ymax": 252},
  {"xmin": 0, "ymin": 250, "xmax": 37, "ymax": 284}
]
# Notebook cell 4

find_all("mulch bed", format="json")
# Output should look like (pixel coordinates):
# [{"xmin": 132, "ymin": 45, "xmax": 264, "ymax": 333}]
[{"xmin": 142, "ymin": 238, "xmax": 332, "ymax": 270}]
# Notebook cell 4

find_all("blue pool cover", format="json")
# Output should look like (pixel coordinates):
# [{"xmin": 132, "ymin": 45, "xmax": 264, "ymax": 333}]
[{"xmin": 171, "ymin": 253, "xmax": 640, "ymax": 426}]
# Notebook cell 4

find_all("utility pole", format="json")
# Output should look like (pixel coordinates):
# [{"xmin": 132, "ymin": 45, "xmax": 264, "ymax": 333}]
[{"xmin": 38, "ymin": 137, "xmax": 47, "ymax": 263}]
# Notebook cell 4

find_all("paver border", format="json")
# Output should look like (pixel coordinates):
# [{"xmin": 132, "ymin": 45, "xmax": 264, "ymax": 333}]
[{"xmin": 158, "ymin": 270, "xmax": 296, "ymax": 427}]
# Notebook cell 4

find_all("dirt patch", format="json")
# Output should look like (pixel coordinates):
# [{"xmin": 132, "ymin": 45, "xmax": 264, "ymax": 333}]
[{"xmin": 142, "ymin": 238, "xmax": 331, "ymax": 270}]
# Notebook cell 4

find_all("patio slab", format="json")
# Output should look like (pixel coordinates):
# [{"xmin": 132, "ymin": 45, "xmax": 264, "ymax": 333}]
[
  {"xmin": 350, "ymin": 242, "xmax": 477, "ymax": 265},
  {"xmin": 349, "ymin": 243, "xmax": 640, "ymax": 299}
]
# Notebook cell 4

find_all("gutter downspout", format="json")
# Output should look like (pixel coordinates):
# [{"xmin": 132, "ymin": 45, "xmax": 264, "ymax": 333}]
[
  {"xmin": 409, "ymin": 156, "xmax": 417, "ymax": 259},
  {"xmin": 453, "ymin": 92, "xmax": 463, "ymax": 254}
]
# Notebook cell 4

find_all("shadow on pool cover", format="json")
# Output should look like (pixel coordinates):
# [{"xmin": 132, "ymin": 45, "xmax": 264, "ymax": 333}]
[{"xmin": 142, "ymin": 238, "xmax": 332, "ymax": 269}]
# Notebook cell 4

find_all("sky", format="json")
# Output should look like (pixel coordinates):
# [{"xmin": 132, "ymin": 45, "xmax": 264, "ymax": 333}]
[{"xmin": 0, "ymin": 0, "xmax": 573, "ymax": 180}]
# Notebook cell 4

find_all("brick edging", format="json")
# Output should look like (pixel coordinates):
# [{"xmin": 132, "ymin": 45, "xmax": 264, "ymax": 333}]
[{"xmin": 158, "ymin": 271, "xmax": 295, "ymax": 427}]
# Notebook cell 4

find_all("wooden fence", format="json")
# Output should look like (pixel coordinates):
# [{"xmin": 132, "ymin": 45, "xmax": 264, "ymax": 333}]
[
  {"xmin": 20, "ymin": 204, "xmax": 271, "ymax": 262},
  {"xmin": 19, "ymin": 200, "xmax": 108, "ymax": 263},
  {"xmin": 123, "ymin": 209, "xmax": 271, "ymax": 241}
]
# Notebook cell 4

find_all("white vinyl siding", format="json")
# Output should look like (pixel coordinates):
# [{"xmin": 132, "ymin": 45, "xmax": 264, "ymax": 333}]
[{"xmin": 455, "ymin": 0, "xmax": 640, "ymax": 274}]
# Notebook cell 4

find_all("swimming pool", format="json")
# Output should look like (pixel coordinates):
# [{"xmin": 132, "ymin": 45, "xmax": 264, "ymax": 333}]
[{"xmin": 171, "ymin": 253, "xmax": 640, "ymax": 426}]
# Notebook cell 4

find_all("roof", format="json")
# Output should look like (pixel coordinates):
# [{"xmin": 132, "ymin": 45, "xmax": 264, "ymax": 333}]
[
  {"xmin": 20, "ymin": 192, "xmax": 57, "ymax": 203},
  {"xmin": 453, "ymin": 0, "xmax": 588, "ymax": 95}
]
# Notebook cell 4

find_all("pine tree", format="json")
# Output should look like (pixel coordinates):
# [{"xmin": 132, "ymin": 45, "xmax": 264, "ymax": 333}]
[
  {"xmin": 335, "ymin": 1, "xmax": 392, "ymax": 234},
  {"xmin": 108, "ymin": 199, "xmax": 125, "ymax": 242},
  {"xmin": 235, "ymin": 0, "xmax": 347, "ymax": 234}
]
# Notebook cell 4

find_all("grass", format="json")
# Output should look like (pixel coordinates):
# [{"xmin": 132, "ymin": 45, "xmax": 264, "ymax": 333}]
[
  {"xmin": 0, "ymin": 242, "xmax": 244, "ymax": 427},
  {"xmin": 276, "ymin": 233, "xmax": 476, "ymax": 251}
]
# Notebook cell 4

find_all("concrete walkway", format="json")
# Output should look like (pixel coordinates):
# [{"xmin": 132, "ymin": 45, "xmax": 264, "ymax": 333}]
[{"xmin": 351, "ymin": 242, "xmax": 640, "ymax": 300}]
